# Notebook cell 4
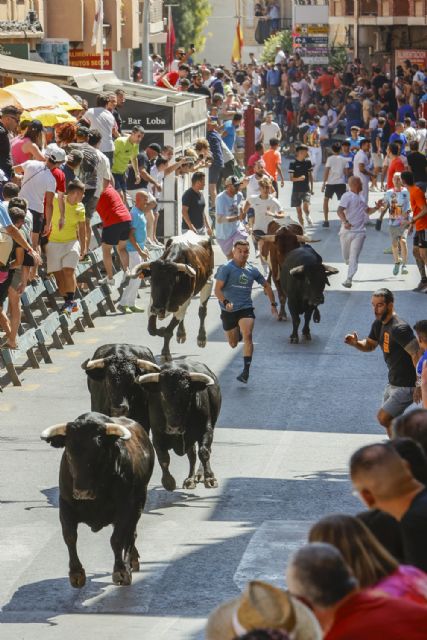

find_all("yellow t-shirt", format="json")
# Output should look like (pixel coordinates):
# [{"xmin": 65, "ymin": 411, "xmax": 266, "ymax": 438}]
[{"xmin": 49, "ymin": 195, "xmax": 85, "ymax": 243}]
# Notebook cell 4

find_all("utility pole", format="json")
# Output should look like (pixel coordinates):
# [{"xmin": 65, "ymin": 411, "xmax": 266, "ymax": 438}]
[
  {"xmin": 142, "ymin": 0, "xmax": 150, "ymax": 84},
  {"xmin": 354, "ymin": 0, "xmax": 359, "ymax": 60}
]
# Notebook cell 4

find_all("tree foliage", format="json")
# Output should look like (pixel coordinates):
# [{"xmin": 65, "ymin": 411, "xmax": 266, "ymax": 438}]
[
  {"xmin": 329, "ymin": 46, "xmax": 349, "ymax": 71},
  {"xmin": 172, "ymin": 0, "xmax": 212, "ymax": 52},
  {"xmin": 261, "ymin": 31, "xmax": 293, "ymax": 63}
]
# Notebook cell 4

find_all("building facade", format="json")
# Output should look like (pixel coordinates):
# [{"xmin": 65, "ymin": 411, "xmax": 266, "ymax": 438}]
[{"xmin": 330, "ymin": 0, "xmax": 427, "ymax": 68}]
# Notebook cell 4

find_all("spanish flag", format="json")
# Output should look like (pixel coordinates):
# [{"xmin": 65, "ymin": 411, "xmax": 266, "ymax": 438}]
[{"xmin": 231, "ymin": 20, "xmax": 243, "ymax": 63}]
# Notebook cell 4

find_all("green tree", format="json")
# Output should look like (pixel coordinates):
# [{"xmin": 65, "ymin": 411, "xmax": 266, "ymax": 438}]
[
  {"xmin": 172, "ymin": 0, "xmax": 212, "ymax": 52},
  {"xmin": 261, "ymin": 31, "xmax": 293, "ymax": 63},
  {"xmin": 329, "ymin": 46, "xmax": 349, "ymax": 71}
]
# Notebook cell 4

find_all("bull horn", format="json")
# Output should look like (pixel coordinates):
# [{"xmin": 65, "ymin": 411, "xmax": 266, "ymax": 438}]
[
  {"xmin": 261, "ymin": 234, "xmax": 276, "ymax": 242},
  {"xmin": 105, "ymin": 423, "xmax": 132, "ymax": 440},
  {"xmin": 289, "ymin": 265, "xmax": 305, "ymax": 276},
  {"xmin": 189, "ymin": 372, "xmax": 215, "ymax": 386},
  {"xmin": 130, "ymin": 262, "xmax": 152, "ymax": 278},
  {"xmin": 135, "ymin": 359, "xmax": 161, "ymax": 372},
  {"xmin": 175, "ymin": 263, "xmax": 197, "ymax": 277},
  {"xmin": 83, "ymin": 358, "xmax": 105, "ymax": 370},
  {"xmin": 323, "ymin": 264, "xmax": 339, "ymax": 274},
  {"xmin": 296, "ymin": 235, "xmax": 321, "ymax": 243},
  {"xmin": 40, "ymin": 423, "xmax": 67, "ymax": 440},
  {"xmin": 137, "ymin": 373, "xmax": 160, "ymax": 384}
]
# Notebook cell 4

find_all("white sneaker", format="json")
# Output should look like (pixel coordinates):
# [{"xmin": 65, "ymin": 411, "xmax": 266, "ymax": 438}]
[
  {"xmin": 305, "ymin": 215, "xmax": 313, "ymax": 226},
  {"xmin": 99, "ymin": 276, "xmax": 115, "ymax": 286},
  {"xmin": 342, "ymin": 278, "xmax": 352, "ymax": 288}
]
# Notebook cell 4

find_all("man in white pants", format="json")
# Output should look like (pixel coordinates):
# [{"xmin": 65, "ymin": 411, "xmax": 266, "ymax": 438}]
[
  {"xmin": 353, "ymin": 138, "xmax": 373, "ymax": 203},
  {"xmin": 117, "ymin": 191, "xmax": 153, "ymax": 313},
  {"xmin": 337, "ymin": 176, "xmax": 382, "ymax": 288}
]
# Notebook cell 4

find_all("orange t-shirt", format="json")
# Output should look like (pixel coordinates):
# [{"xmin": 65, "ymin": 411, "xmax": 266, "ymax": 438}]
[
  {"xmin": 387, "ymin": 157, "xmax": 405, "ymax": 189},
  {"xmin": 408, "ymin": 184, "xmax": 427, "ymax": 231},
  {"xmin": 263, "ymin": 149, "xmax": 281, "ymax": 180},
  {"xmin": 317, "ymin": 74, "xmax": 335, "ymax": 97}
]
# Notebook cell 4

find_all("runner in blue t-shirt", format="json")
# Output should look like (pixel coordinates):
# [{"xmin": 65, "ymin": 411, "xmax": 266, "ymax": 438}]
[{"xmin": 214, "ymin": 239, "xmax": 278, "ymax": 383}]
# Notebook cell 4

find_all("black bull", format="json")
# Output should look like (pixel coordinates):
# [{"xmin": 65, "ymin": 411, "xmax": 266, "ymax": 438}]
[
  {"xmin": 41, "ymin": 412, "xmax": 154, "ymax": 588},
  {"xmin": 280, "ymin": 246, "xmax": 339, "ymax": 343}
]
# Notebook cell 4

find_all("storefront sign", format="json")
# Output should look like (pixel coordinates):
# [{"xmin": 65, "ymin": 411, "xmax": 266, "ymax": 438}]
[
  {"xmin": 0, "ymin": 43, "xmax": 29, "ymax": 60},
  {"xmin": 293, "ymin": 23, "xmax": 329, "ymax": 64},
  {"xmin": 395, "ymin": 49, "xmax": 427, "ymax": 71},
  {"xmin": 69, "ymin": 49, "xmax": 112, "ymax": 71}
]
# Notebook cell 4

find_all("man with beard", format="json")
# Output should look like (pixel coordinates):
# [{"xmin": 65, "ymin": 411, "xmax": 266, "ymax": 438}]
[{"xmin": 344, "ymin": 288, "xmax": 421, "ymax": 436}]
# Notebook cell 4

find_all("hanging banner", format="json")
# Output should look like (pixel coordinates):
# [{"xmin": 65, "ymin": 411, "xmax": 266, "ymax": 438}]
[
  {"xmin": 395, "ymin": 49, "xmax": 427, "ymax": 71},
  {"xmin": 69, "ymin": 49, "xmax": 112, "ymax": 70}
]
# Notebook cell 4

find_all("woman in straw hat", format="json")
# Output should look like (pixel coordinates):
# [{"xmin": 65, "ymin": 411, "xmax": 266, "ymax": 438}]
[{"xmin": 205, "ymin": 580, "xmax": 322, "ymax": 640}]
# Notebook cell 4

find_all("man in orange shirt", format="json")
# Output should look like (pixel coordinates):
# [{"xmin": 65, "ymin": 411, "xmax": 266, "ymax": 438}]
[
  {"xmin": 316, "ymin": 67, "xmax": 335, "ymax": 98},
  {"xmin": 401, "ymin": 171, "xmax": 427, "ymax": 291},
  {"xmin": 386, "ymin": 142, "xmax": 405, "ymax": 190},
  {"xmin": 262, "ymin": 138, "xmax": 284, "ymax": 195}
]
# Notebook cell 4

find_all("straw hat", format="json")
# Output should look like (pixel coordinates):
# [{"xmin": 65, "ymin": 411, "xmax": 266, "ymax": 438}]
[{"xmin": 205, "ymin": 581, "xmax": 322, "ymax": 640}]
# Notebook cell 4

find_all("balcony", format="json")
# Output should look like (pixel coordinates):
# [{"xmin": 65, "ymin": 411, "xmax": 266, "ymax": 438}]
[
  {"xmin": 332, "ymin": 0, "xmax": 425, "ymax": 20},
  {"xmin": 253, "ymin": 17, "xmax": 292, "ymax": 45}
]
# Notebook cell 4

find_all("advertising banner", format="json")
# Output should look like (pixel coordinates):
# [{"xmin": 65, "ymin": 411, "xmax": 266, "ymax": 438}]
[
  {"xmin": 292, "ymin": 24, "xmax": 329, "ymax": 64},
  {"xmin": 395, "ymin": 49, "xmax": 427, "ymax": 71},
  {"xmin": 69, "ymin": 49, "xmax": 112, "ymax": 71},
  {"xmin": 0, "ymin": 43, "xmax": 29, "ymax": 60}
]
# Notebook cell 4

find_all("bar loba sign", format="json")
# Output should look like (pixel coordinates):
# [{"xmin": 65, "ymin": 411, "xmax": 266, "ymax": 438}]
[{"xmin": 119, "ymin": 101, "xmax": 173, "ymax": 131}]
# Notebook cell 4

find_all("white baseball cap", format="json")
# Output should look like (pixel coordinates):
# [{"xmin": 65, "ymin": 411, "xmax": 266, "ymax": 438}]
[{"xmin": 44, "ymin": 143, "xmax": 66, "ymax": 163}]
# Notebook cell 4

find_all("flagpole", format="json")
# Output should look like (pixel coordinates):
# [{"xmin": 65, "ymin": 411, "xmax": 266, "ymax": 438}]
[{"xmin": 100, "ymin": 0, "xmax": 104, "ymax": 71}]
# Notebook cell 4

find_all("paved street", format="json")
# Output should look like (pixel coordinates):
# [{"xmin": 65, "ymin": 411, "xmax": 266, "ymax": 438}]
[{"xmin": 0, "ymin": 181, "xmax": 423, "ymax": 639}]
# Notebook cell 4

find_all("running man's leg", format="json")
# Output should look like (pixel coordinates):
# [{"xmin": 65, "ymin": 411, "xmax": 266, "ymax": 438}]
[
  {"xmin": 347, "ymin": 232, "xmax": 366, "ymax": 280},
  {"xmin": 237, "ymin": 317, "xmax": 255, "ymax": 383}
]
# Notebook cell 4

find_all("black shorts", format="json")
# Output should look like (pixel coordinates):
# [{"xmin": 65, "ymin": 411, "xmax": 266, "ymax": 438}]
[
  {"xmin": 30, "ymin": 209, "xmax": 44, "ymax": 234},
  {"xmin": 221, "ymin": 307, "xmax": 255, "ymax": 331},
  {"xmin": 414, "ymin": 229, "xmax": 427, "ymax": 249},
  {"xmin": 291, "ymin": 191, "xmax": 311, "ymax": 208},
  {"xmin": 324, "ymin": 184, "xmax": 347, "ymax": 200},
  {"xmin": 0, "ymin": 270, "xmax": 13, "ymax": 306},
  {"xmin": 209, "ymin": 164, "xmax": 222, "ymax": 185},
  {"xmin": 101, "ymin": 220, "xmax": 131, "ymax": 245}
]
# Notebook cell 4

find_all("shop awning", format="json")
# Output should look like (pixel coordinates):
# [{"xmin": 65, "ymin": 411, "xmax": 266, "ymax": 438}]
[{"xmin": 0, "ymin": 53, "xmax": 116, "ymax": 89}]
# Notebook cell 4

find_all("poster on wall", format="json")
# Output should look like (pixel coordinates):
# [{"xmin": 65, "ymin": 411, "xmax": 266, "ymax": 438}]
[
  {"xmin": 292, "ymin": 24, "xmax": 329, "ymax": 64},
  {"xmin": 36, "ymin": 39, "xmax": 69, "ymax": 66},
  {"xmin": 69, "ymin": 49, "xmax": 113, "ymax": 71},
  {"xmin": 395, "ymin": 49, "xmax": 427, "ymax": 71}
]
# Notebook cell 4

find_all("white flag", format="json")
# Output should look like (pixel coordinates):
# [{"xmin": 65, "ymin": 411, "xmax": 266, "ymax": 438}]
[{"xmin": 91, "ymin": 0, "xmax": 104, "ymax": 48}]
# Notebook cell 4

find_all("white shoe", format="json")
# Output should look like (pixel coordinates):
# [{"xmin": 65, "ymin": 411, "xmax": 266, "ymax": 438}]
[
  {"xmin": 342, "ymin": 278, "xmax": 352, "ymax": 288},
  {"xmin": 305, "ymin": 215, "xmax": 313, "ymax": 226},
  {"xmin": 98, "ymin": 276, "xmax": 115, "ymax": 286}
]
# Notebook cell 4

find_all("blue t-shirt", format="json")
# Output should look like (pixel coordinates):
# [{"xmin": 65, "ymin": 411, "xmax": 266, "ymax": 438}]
[
  {"xmin": 222, "ymin": 121, "xmax": 236, "ymax": 151},
  {"xmin": 346, "ymin": 135, "xmax": 363, "ymax": 153},
  {"xmin": 0, "ymin": 201, "xmax": 11, "ymax": 227},
  {"xmin": 389, "ymin": 132, "xmax": 407, "ymax": 155},
  {"xmin": 126, "ymin": 206, "xmax": 146, "ymax": 252},
  {"xmin": 397, "ymin": 104, "xmax": 415, "ymax": 123},
  {"xmin": 215, "ymin": 260, "xmax": 265, "ymax": 311},
  {"xmin": 215, "ymin": 191, "xmax": 244, "ymax": 241},
  {"xmin": 417, "ymin": 350, "xmax": 427, "ymax": 376}
]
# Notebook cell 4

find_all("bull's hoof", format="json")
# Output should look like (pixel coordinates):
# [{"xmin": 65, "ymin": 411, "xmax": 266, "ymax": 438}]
[
  {"xmin": 290, "ymin": 335, "xmax": 299, "ymax": 344},
  {"xmin": 204, "ymin": 476, "xmax": 218, "ymax": 489},
  {"xmin": 162, "ymin": 473, "xmax": 176, "ymax": 492},
  {"xmin": 183, "ymin": 476, "xmax": 197, "ymax": 489},
  {"xmin": 197, "ymin": 337, "xmax": 206, "ymax": 348},
  {"xmin": 160, "ymin": 353, "xmax": 172, "ymax": 363},
  {"xmin": 303, "ymin": 331, "xmax": 312, "ymax": 341},
  {"xmin": 112, "ymin": 569, "xmax": 132, "ymax": 586},
  {"xmin": 69, "ymin": 568, "xmax": 86, "ymax": 588},
  {"xmin": 176, "ymin": 333, "xmax": 186, "ymax": 344}
]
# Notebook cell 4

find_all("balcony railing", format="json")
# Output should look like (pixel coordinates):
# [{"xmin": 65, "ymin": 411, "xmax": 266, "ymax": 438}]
[
  {"xmin": 339, "ymin": 0, "xmax": 412, "ymax": 16},
  {"xmin": 254, "ymin": 17, "xmax": 292, "ymax": 45}
]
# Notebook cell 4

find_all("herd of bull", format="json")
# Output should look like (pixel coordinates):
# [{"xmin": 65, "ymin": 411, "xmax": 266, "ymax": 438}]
[{"xmin": 39, "ymin": 225, "xmax": 337, "ymax": 589}]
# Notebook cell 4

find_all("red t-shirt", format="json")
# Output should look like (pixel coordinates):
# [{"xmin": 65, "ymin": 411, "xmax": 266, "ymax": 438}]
[
  {"xmin": 386, "ymin": 157, "xmax": 405, "ymax": 189},
  {"xmin": 408, "ymin": 184, "xmax": 427, "ymax": 231},
  {"xmin": 156, "ymin": 71, "xmax": 179, "ymax": 89},
  {"xmin": 51, "ymin": 167, "xmax": 66, "ymax": 193},
  {"xmin": 96, "ymin": 185, "xmax": 131, "ymax": 227},
  {"xmin": 325, "ymin": 591, "xmax": 427, "ymax": 640},
  {"xmin": 247, "ymin": 151, "xmax": 261, "ymax": 175}
]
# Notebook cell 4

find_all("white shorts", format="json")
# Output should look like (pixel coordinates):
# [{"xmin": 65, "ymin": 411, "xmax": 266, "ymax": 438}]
[
  {"xmin": 46, "ymin": 240, "xmax": 80, "ymax": 273},
  {"xmin": 372, "ymin": 152, "xmax": 384, "ymax": 168}
]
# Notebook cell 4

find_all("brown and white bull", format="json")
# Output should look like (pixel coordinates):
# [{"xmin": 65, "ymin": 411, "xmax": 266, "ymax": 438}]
[{"xmin": 131, "ymin": 232, "xmax": 214, "ymax": 361}]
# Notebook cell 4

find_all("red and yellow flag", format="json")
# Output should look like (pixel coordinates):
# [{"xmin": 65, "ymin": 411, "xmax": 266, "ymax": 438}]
[{"xmin": 231, "ymin": 20, "xmax": 243, "ymax": 63}]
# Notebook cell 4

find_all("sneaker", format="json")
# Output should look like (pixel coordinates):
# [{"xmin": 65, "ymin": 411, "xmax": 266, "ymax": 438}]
[
  {"xmin": 99, "ymin": 276, "xmax": 115, "ymax": 286},
  {"xmin": 117, "ymin": 304, "xmax": 133, "ymax": 314},
  {"xmin": 413, "ymin": 280, "xmax": 427, "ymax": 292},
  {"xmin": 121, "ymin": 269, "xmax": 131, "ymax": 286},
  {"xmin": 236, "ymin": 370, "xmax": 249, "ymax": 383},
  {"xmin": 401, "ymin": 265, "xmax": 408, "ymax": 275},
  {"xmin": 305, "ymin": 215, "xmax": 313, "ymax": 226},
  {"xmin": 342, "ymin": 279, "xmax": 352, "ymax": 288},
  {"xmin": 62, "ymin": 300, "xmax": 76, "ymax": 315},
  {"xmin": 129, "ymin": 305, "xmax": 145, "ymax": 313},
  {"xmin": 322, "ymin": 220, "xmax": 329, "ymax": 228},
  {"xmin": 393, "ymin": 263, "xmax": 400, "ymax": 276},
  {"xmin": 70, "ymin": 300, "xmax": 79, "ymax": 313},
  {"xmin": 383, "ymin": 247, "xmax": 393, "ymax": 255}
]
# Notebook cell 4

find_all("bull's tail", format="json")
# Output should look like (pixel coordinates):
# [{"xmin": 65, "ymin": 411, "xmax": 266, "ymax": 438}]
[{"xmin": 313, "ymin": 307, "xmax": 321, "ymax": 323}]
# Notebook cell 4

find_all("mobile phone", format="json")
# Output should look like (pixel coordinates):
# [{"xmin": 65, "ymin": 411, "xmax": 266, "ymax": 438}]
[{"xmin": 190, "ymin": 44, "xmax": 195, "ymax": 50}]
